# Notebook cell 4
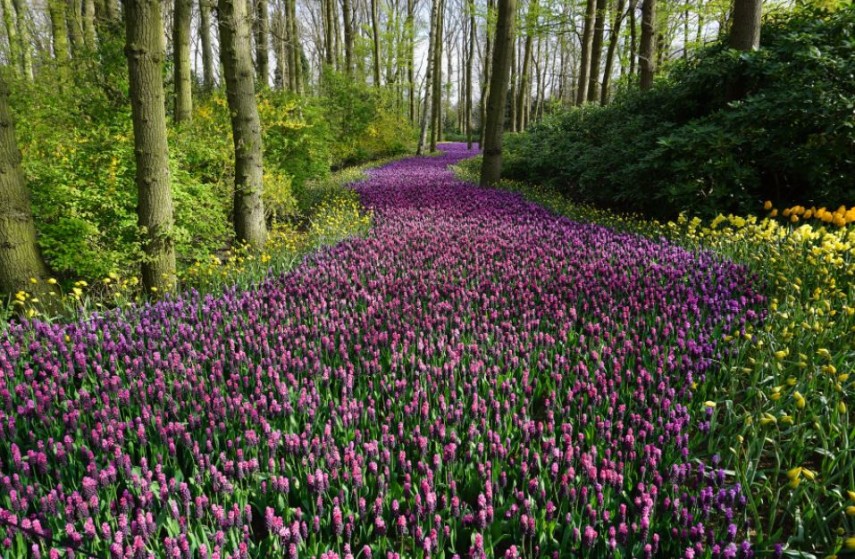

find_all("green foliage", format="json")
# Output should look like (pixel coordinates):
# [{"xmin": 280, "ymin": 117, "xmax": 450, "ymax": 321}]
[
  {"xmin": 320, "ymin": 69, "xmax": 416, "ymax": 167},
  {"xmin": 504, "ymin": 5, "xmax": 855, "ymax": 219},
  {"xmin": 8, "ymin": 58, "xmax": 413, "ymax": 288}
]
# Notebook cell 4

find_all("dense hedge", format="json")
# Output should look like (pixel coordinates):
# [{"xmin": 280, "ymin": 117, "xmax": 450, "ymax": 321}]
[{"xmin": 503, "ymin": 5, "xmax": 855, "ymax": 219}]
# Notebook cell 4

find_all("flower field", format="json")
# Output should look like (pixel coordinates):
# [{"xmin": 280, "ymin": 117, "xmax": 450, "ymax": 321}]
[{"xmin": 1, "ymin": 144, "xmax": 769, "ymax": 558}]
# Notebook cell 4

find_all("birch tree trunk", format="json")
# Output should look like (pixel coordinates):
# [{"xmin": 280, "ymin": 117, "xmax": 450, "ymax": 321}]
[
  {"xmin": 218, "ymin": 0, "xmax": 268, "ymax": 250},
  {"xmin": 0, "ymin": 73, "xmax": 51, "ymax": 299},
  {"xmin": 479, "ymin": 0, "xmax": 515, "ymax": 186},
  {"xmin": 122, "ymin": 0, "xmax": 177, "ymax": 294}
]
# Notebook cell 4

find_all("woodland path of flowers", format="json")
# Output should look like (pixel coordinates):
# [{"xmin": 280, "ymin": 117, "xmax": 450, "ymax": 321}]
[{"xmin": 0, "ymin": 144, "xmax": 764, "ymax": 558}]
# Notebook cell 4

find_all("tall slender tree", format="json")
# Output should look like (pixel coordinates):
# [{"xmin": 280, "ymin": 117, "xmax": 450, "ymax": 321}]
[
  {"xmin": 465, "ymin": 0, "xmax": 475, "ymax": 148},
  {"xmin": 122, "ymin": 0, "xmax": 178, "ymax": 294},
  {"xmin": 638, "ymin": 0, "xmax": 655, "ymax": 89},
  {"xmin": 480, "ymin": 0, "xmax": 515, "ymax": 186},
  {"xmin": 174, "ymin": 0, "xmax": 193, "ymax": 123},
  {"xmin": 405, "ymin": 0, "xmax": 415, "ymax": 120},
  {"xmin": 429, "ymin": 0, "xmax": 445, "ymax": 150},
  {"xmin": 2, "ymin": 0, "xmax": 21, "ymax": 77},
  {"xmin": 199, "ymin": 0, "xmax": 216, "ymax": 90},
  {"xmin": 11, "ymin": 0, "xmax": 33, "ymax": 80},
  {"xmin": 218, "ymin": 0, "xmax": 268, "ymax": 250},
  {"xmin": 479, "ymin": 0, "xmax": 495, "ymax": 146},
  {"xmin": 600, "ymin": 0, "xmax": 626, "ymax": 103},
  {"xmin": 516, "ymin": 0, "xmax": 537, "ymax": 130},
  {"xmin": 82, "ymin": 0, "xmax": 97, "ymax": 48},
  {"xmin": 343, "ymin": 0, "xmax": 354, "ymax": 75},
  {"xmin": 576, "ymin": 0, "xmax": 595, "ymax": 104},
  {"xmin": 0, "ymin": 73, "xmax": 51, "ymax": 299},
  {"xmin": 417, "ymin": 0, "xmax": 438, "ymax": 155},
  {"xmin": 47, "ymin": 0, "xmax": 71, "ymax": 63},
  {"xmin": 68, "ymin": 0, "xmax": 86, "ymax": 56},
  {"xmin": 586, "ymin": 0, "xmax": 606, "ymax": 102},
  {"xmin": 370, "ymin": 0, "xmax": 381, "ymax": 85},
  {"xmin": 255, "ymin": 0, "xmax": 271, "ymax": 86}
]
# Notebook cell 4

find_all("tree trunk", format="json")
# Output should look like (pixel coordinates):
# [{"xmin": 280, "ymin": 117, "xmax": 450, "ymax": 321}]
[
  {"xmin": 729, "ymin": 0, "xmax": 761, "ymax": 51},
  {"xmin": 479, "ymin": 0, "xmax": 495, "ymax": 147},
  {"xmin": 272, "ymin": 5, "xmax": 286, "ymax": 87},
  {"xmin": 333, "ymin": 0, "xmax": 342, "ymax": 71},
  {"xmin": 416, "ymin": 0, "xmax": 438, "ymax": 155},
  {"xmin": 370, "ymin": 0, "xmax": 381, "ymax": 85},
  {"xmin": 344, "ymin": 0, "xmax": 354, "ymax": 75},
  {"xmin": 429, "ymin": 0, "xmax": 444, "ymax": 151},
  {"xmin": 508, "ymin": 38, "xmax": 516, "ymax": 132},
  {"xmin": 67, "ymin": 0, "xmax": 85, "ymax": 56},
  {"xmin": 516, "ymin": 0, "xmax": 536, "ymax": 131},
  {"xmin": 2, "ymin": 0, "xmax": 19, "ymax": 77},
  {"xmin": 218, "ymin": 0, "xmax": 267, "ymax": 250},
  {"xmin": 289, "ymin": 0, "xmax": 301, "ymax": 92},
  {"xmin": 255, "ymin": 0, "xmax": 270, "ymax": 86},
  {"xmin": 576, "ymin": 0, "xmax": 595, "ymax": 104},
  {"xmin": 406, "ymin": 0, "xmax": 415, "ymax": 121},
  {"xmin": 0, "ymin": 73, "xmax": 51, "ymax": 300},
  {"xmin": 628, "ymin": 0, "xmax": 637, "ymax": 76},
  {"xmin": 638, "ymin": 0, "xmax": 655, "ymax": 90},
  {"xmin": 323, "ymin": 0, "xmax": 334, "ymax": 65},
  {"xmin": 586, "ymin": 0, "xmax": 606, "ymax": 102},
  {"xmin": 10, "ymin": 0, "xmax": 33, "ymax": 79},
  {"xmin": 122, "ymin": 0, "xmax": 177, "ymax": 294},
  {"xmin": 82, "ymin": 0, "xmax": 97, "ymax": 49},
  {"xmin": 466, "ymin": 0, "xmax": 474, "ymax": 148},
  {"xmin": 600, "ymin": 0, "xmax": 625, "ymax": 104},
  {"xmin": 48, "ymin": 0, "xmax": 71, "ymax": 63},
  {"xmin": 200, "ymin": 0, "xmax": 215, "ymax": 90},
  {"xmin": 480, "ymin": 0, "xmax": 515, "ymax": 186},
  {"xmin": 174, "ymin": 0, "xmax": 193, "ymax": 123}
]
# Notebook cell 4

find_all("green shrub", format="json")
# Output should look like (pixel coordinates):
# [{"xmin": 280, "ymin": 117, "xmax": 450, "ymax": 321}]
[
  {"xmin": 9, "ymin": 61, "xmax": 411, "ymax": 286},
  {"xmin": 505, "ymin": 4, "xmax": 855, "ymax": 219}
]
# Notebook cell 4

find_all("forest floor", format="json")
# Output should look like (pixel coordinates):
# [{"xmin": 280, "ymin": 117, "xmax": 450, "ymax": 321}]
[{"xmin": 0, "ymin": 143, "xmax": 786, "ymax": 557}]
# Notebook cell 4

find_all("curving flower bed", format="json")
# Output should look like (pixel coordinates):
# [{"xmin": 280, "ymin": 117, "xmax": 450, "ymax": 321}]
[{"xmin": 0, "ymin": 144, "xmax": 763, "ymax": 558}]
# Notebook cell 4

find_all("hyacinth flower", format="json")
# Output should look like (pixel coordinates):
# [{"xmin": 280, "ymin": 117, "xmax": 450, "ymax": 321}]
[{"xmin": 0, "ymin": 143, "xmax": 763, "ymax": 558}]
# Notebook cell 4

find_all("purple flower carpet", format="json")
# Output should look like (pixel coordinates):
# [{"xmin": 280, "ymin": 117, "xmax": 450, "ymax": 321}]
[{"xmin": 0, "ymin": 143, "xmax": 764, "ymax": 558}]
